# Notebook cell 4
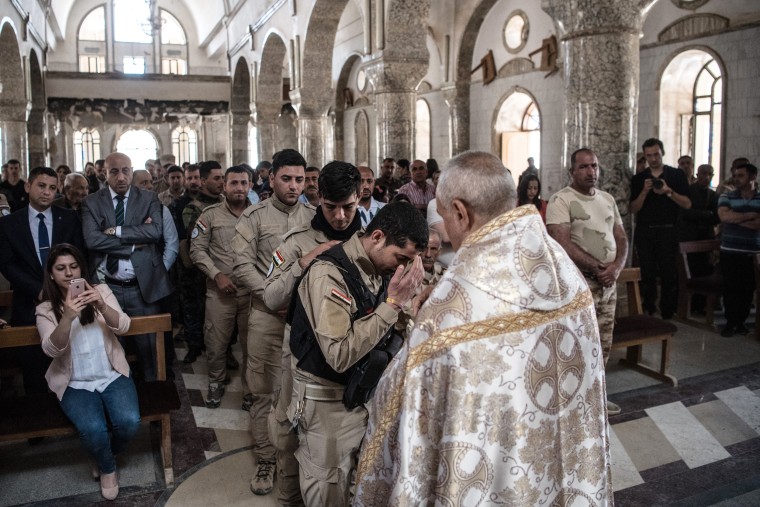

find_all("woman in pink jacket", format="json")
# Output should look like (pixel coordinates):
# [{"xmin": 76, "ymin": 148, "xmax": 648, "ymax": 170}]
[{"xmin": 36, "ymin": 243, "xmax": 138, "ymax": 501}]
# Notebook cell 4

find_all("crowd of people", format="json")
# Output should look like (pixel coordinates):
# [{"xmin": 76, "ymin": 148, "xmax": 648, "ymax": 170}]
[{"xmin": 0, "ymin": 139, "xmax": 756, "ymax": 505}]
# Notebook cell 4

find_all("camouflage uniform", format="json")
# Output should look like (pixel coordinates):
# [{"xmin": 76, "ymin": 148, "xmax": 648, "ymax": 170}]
[
  {"xmin": 546, "ymin": 187, "xmax": 623, "ymax": 364},
  {"xmin": 232, "ymin": 196, "xmax": 315, "ymax": 469},
  {"xmin": 180, "ymin": 192, "xmax": 224, "ymax": 355}
]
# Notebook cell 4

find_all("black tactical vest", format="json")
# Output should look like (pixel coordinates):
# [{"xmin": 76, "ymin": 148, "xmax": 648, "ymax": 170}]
[{"xmin": 287, "ymin": 243, "xmax": 391, "ymax": 386}]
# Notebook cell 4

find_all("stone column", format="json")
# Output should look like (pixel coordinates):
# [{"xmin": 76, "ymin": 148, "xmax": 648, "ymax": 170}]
[
  {"xmin": 290, "ymin": 89, "xmax": 327, "ymax": 167},
  {"xmin": 253, "ymin": 102, "xmax": 280, "ymax": 161},
  {"xmin": 27, "ymin": 108, "xmax": 47, "ymax": 169},
  {"xmin": 542, "ymin": 0, "xmax": 657, "ymax": 222},
  {"xmin": 442, "ymin": 82, "xmax": 470, "ymax": 157},
  {"xmin": 0, "ymin": 102, "xmax": 29, "ymax": 176},
  {"xmin": 230, "ymin": 109, "xmax": 250, "ymax": 165},
  {"xmin": 364, "ymin": 57, "xmax": 427, "ymax": 165}
]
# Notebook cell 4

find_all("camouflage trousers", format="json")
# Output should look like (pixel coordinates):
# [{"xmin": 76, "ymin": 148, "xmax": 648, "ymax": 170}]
[{"xmin": 584, "ymin": 276, "xmax": 617, "ymax": 366}]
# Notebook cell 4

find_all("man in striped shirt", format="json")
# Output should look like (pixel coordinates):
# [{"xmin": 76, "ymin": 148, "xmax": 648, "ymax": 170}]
[
  {"xmin": 398, "ymin": 159, "xmax": 435, "ymax": 217},
  {"xmin": 717, "ymin": 161, "xmax": 760, "ymax": 337}
]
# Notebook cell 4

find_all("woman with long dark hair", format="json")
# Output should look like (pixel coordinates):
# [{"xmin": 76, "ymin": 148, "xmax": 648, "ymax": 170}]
[
  {"xmin": 517, "ymin": 173, "xmax": 548, "ymax": 223},
  {"xmin": 36, "ymin": 243, "xmax": 138, "ymax": 501}
]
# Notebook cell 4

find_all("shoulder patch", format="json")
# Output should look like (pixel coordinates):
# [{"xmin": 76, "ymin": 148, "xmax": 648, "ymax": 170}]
[
  {"xmin": 272, "ymin": 249, "xmax": 286, "ymax": 268},
  {"xmin": 191, "ymin": 227, "xmax": 199, "ymax": 239},
  {"xmin": 196, "ymin": 219, "xmax": 208, "ymax": 233},
  {"xmin": 330, "ymin": 288, "xmax": 352, "ymax": 306}
]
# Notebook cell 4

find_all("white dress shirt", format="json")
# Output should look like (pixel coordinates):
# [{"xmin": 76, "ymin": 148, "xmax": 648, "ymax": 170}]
[
  {"xmin": 358, "ymin": 198, "xmax": 385, "ymax": 227},
  {"xmin": 106, "ymin": 186, "xmax": 136, "ymax": 280}
]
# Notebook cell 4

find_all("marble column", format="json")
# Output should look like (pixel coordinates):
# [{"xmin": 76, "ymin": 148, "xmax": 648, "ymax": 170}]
[
  {"xmin": 230, "ymin": 109, "xmax": 250, "ymax": 165},
  {"xmin": 253, "ymin": 102, "xmax": 280, "ymax": 161},
  {"xmin": 364, "ymin": 57, "xmax": 427, "ymax": 165},
  {"xmin": 543, "ymin": 0, "xmax": 657, "ymax": 222}
]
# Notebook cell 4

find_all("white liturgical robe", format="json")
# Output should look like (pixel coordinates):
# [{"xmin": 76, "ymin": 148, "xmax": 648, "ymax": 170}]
[{"xmin": 355, "ymin": 205, "xmax": 613, "ymax": 506}]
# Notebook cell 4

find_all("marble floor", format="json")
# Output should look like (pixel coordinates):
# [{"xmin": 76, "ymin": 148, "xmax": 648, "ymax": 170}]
[{"xmin": 1, "ymin": 315, "xmax": 759, "ymax": 506}]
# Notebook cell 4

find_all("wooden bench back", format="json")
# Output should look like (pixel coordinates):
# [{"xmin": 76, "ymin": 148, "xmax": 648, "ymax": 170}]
[
  {"xmin": 677, "ymin": 239, "xmax": 721, "ymax": 280},
  {"xmin": 0, "ymin": 314, "xmax": 173, "ymax": 380},
  {"xmin": 617, "ymin": 267, "xmax": 643, "ymax": 316},
  {"xmin": 0, "ymin": 290, "xmax": 12, "ymax": 308}
]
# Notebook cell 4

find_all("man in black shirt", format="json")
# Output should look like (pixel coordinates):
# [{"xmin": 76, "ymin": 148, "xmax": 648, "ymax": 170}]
[
  {"xmin": 0, "ymin": 159, "xmax": 28, "ymax": 211},
  {"xmin": 630, "ymin": 138, "xmax": 691, "ymax": 318}
]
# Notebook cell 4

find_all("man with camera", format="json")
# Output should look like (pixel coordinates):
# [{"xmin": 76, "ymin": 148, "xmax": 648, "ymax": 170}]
[{"xmin": 631, "ymin": 138, "xmax": 691, "ymax": 319}]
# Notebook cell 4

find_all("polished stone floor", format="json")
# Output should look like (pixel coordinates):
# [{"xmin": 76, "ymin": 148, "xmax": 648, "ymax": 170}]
[{"xmin": 1, "ymin": 315, "xmax": 758, "ymax": 506}]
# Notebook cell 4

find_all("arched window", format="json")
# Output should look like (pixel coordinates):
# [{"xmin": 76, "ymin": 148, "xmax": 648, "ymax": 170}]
[
  {"xmin": 494, "ymin": 91, "xmax": 541, "ymax": 183},
  {"xmin": 80, "ymin": 2, "xmax": 188, "ymax": 75},
  {"xmin": 116, "ymin": 130, "xmax": 158, "ymax": 168},
  {"xmin": 354, "ymin": 111, "xmax": 369, "ymax": 167},
  {"xmin": 73, "ymin": 128, "xmax": 102, "ymax": 172},
  {"xmin": 160, "ymin": 10, "xmax": 188, "ymax": 75},
  {"xmin": 415, "ymin": 99, "xmax": 431, "ymax": 161},
  {"xmin": 660, "ymin": 49, "xmax": 724, "ymax": 186},
  {"xmin": 78, "ymin": 6, "xmax": 106, "ymax": 73},
  {"xmin": 249, "ymin": 124, "xmax": 259, "ymax": 164},
  {"xmin": 171, "ymin": 126, "xmax": 197, "ymax": 165}
]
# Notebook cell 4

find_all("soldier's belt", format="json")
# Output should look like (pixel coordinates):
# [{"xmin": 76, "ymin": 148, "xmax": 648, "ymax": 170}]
[{"xmin": 293, "ymin": 378, "xmax": 344, "ymax": 401}]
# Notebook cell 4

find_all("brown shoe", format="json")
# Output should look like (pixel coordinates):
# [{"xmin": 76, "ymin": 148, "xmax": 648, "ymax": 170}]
[{"xmin": 100, "ymin": 471, "xmax": 119, "ymax": 501}]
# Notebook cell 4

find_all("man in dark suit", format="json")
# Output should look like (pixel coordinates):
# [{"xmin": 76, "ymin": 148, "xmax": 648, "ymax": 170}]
[
  {"xmin": 82, "ymin": 152, "xmax": 172, "ymax": 381},
  {"xmin": 87, "ymin": 158, "xmax": 107, "ymax": 194},
  {"xmin": 0, "ymin": 166, "xmax": 84, "ymax": 393}
]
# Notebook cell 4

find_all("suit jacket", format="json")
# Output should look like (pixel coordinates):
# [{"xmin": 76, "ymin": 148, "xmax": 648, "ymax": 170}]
[
  {"xmin": 0, "ymin": 205, "xmax": 84, "ymax": 325},
  {"xmin": 82, "ymin": 186, "xmax": 172, "ymax": 304}
]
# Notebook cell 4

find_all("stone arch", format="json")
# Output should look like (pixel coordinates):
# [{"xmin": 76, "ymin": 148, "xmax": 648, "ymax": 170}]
[
  {"xmin": 335, "ymin": 53, "xmax": 362, "ymax": 161},
  {"xmin": 657, "ymin": 45, "xmax": 726, "ymax": 181},
  {"xmin": 257, "ymin": 32, "xmax": 288, "ymax": 160},
  {"xmin": 231, "ymin": 56, "xmax": 251, "ymax": 164},
  {"xmin": 491, "ymin": 87, "xmax": 542, "ymax": 181},
  {"xmin": 0, "ymin": 21, "xmax": 28, "ymax": 167},
  {"xmin": 354, "ymin": 109, "xmax": 369, "ymax": 166},
  {"xmin": 28, "ymin": 50, "xmax": 47, "ymax": 169},
  {"xmin": 299, "ymin": 0, "xmax": 352, "ymax": 115},
  {"xmin": 451, "ymin": 0, "xmax": 501, "ymax": 155}
]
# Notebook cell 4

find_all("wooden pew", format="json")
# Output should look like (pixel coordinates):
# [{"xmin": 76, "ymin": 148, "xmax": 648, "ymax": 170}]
[
  {"xmin": 0, "ymin": 313, "xmax": 179, "ymax": 486},
  {"xmin": 612, "ymin": 268, "xmax": 678, "ymax": 386}
]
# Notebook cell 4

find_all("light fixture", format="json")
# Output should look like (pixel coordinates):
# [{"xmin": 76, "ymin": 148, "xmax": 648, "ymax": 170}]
[{"xmin": 140, "ymin": 0, "xmax": 164, "ymax": 37}]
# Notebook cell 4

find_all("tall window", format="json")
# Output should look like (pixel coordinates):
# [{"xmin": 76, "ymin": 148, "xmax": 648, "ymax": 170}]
[
  {"xmin": 249, "ymin": 125, "xmax": 259, "ymax": 163},
  {"xmin": 116, "ymin": 130, "xmax": 158, "ymax": 168},
  {"xmin": 161, "ymin": 10, "xmax": 188, "ymax": 75},
  {"xmin": 660, "ymin": 49, "xmax": 724, "ymax": 186},
  {"xmin": 171, "ymin": 126, "xmax": 197, "ymax": 165},
  {"xmin": 78, "ymin": 6, "xmax": 106, "ymax": 73},
  {"xmin": 494, "ymin": 91, "xmax": 541, "ymax": 184},
  {"xmin": 73, "ymin": 128, "xmax": 102, "ymax": 172},
  {"xmin": 415, "ymin": 99, "xmax": 431, "ymax": 161}
]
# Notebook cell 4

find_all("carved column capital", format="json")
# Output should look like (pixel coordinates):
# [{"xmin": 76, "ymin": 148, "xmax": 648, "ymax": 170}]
[{"xmin": 363, "ymin": 56, "xmax": 428, "ymax": 93}]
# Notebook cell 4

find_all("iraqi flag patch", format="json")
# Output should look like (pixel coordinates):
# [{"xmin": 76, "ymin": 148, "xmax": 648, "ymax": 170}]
[
  {"xmin": 273, "ymin": 249, "xmax": 286, "ymax": 268},
  {"xmin": 330, "ymin": 288, "xmax": 352, "ymax": 306}
]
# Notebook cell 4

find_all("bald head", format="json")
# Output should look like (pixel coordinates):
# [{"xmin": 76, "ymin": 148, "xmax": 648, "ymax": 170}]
[{"xmin": 105, "ymin": 152, "xmax": 133, "ymax": 195}]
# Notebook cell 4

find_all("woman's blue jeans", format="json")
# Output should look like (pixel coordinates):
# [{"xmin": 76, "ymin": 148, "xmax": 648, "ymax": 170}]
[{"xmin": 59, "ymin": 374, "xmax": 141, "ymax": 474}]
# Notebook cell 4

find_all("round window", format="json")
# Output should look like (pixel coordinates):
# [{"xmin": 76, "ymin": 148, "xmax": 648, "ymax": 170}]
[
  {"xmin": 356, "ymin": 69, "xmax": 367, "ymax": 92},
  {"xmin": 504, "ymin": 11, "xmax": 528, "ymax": 54}
]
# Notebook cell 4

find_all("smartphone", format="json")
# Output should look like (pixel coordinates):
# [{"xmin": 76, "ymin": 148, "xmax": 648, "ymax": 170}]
[{"xmin": 69, "ymin": 278, "xmax": 86, "ymax": 298}]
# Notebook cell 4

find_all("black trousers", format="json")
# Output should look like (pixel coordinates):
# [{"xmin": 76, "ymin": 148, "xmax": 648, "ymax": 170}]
[
  {"xmin": 634, "ymin": 224, "xmax": 679, "ymax": 317},
  {"xmin": 720, "ymin": 251, "xmax": 755, "ymax": 327}
]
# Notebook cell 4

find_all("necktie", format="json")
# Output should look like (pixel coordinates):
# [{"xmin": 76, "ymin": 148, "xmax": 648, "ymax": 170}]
[
  {"xmin": 107, "ymin": 196, "xmax": 125, "ymax": 274},
  {"xmin": 37, "ymin": 213, "xmax": 50, "ymax": 267}
]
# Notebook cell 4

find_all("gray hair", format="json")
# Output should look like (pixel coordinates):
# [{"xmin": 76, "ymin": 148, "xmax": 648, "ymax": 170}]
[
  {"xmin": 437, "ymin": 151, "xmax": 516, "ymax": 218},
  {"xmin": 63, "ymin": 172, "xmax": 87, "ymax": 190}
]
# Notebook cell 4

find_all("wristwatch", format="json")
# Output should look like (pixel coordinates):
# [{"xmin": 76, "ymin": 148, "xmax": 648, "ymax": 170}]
[{"xmin": 104, "ymin": 227, "xmax": 116, "ymax": 236}]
